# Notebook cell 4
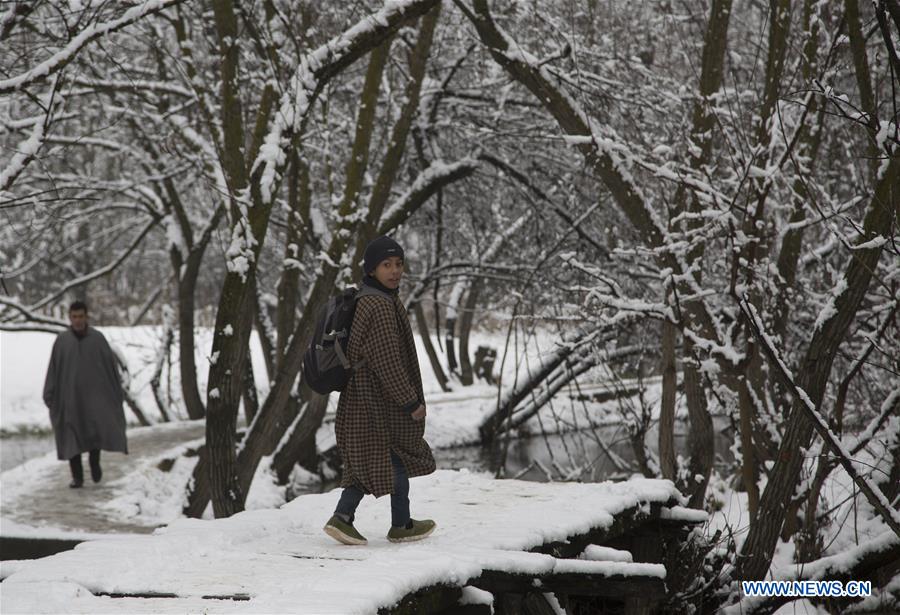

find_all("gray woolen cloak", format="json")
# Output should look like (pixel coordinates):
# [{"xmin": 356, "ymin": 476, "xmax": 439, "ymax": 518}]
[{"xmin": 42, "ymin": 327, "xmax": 128, "ymax": 460}]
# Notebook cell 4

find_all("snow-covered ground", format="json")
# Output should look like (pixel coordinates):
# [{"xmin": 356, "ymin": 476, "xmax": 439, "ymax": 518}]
[{"xmin": 0, "ymin": 470, "xmax": 686, "ymax": 614}]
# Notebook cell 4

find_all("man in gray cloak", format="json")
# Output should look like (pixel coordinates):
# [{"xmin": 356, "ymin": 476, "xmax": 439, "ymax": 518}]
[{"xmin": 42, "ymin": 301, "xmax": 128, "ymax": 488}]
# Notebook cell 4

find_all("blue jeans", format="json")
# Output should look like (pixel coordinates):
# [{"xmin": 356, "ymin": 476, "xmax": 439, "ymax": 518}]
[{"xmin": 336, "ymin": 451, "xmax": 410, "ymax": 527}]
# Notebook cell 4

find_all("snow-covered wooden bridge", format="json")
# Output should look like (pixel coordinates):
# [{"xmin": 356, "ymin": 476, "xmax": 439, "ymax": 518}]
[{"xmin": 0, "ymin": 470, "xmax": 705, "ymax": 614}]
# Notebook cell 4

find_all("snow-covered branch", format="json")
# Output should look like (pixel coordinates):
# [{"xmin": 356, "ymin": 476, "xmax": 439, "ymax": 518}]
[
  {"xmin": 251, "ymin": 0, "xmax": 442, "ymax": 205},
  {"xmin": 0, "ymin": 0, "xmax": 187, "ymax": 94},
  {"xmin": 0, "ymin": 78, "xmax": 59, "ymax": 193},
  {"xmin": 378, "ymin": 158, "xmax": 480, "ymax": 232}
]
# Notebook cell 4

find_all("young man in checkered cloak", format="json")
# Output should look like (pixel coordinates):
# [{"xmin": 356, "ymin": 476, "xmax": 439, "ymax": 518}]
[{"xmin": 323, "ymin": 235, "xmax": 437, "ymax": 545}]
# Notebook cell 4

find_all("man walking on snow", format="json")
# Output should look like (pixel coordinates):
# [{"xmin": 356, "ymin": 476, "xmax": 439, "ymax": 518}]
[
  {"xmin": 43, "ymin": 301, "xmax": 128, "ymax": 488},
  {"xmin": 323, "ymin": 235, "xmax": 437, "ymax": 545}
]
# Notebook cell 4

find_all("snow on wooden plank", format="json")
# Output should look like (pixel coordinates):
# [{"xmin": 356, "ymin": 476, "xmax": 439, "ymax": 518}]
[
  {"xmin": 471, "ymin": 551, "xmax": 666, "ymax": 599},
  {"xmin": 0, "ymin": 469, "xmax": 690, "ymax": 614},
  {"xmin": 579, "ymin": 544, "xmax": 634, "ymax": 562}
]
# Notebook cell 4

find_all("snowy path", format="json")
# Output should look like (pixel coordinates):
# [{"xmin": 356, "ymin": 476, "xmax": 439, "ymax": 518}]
[
  {"xmin": 1, "ymin": 421, "xmax": 205, "ymax": 536},
  {"xmin": 0, "ymin": 470, "xmax": 705, "ymax": 614}
]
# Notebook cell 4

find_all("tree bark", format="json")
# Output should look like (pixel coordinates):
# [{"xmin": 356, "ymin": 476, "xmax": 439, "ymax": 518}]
[
  {"xmin": 738, "ymin": 345, "xmax": 761, "ymax": 521},
  {"xmin": 275, "ymin": 153, "xmax": 311, "ymax": 366},
  {"xmin": 683, "ymin": 340, "xmax": 713, "ymax": 509},
  {"xmin": 458, "ymin": 278, "xmax": 482, "ymax": 386},
  {"xmin": 253, "ymin": 278, "xmax": 276, "ymax": 382},
  {"xmin": 271, "ymin": 391, "xmax": 329, "ymax": 482},
  {"xmin": 414, "ymin": 300, "xmax": 450, "ymax": 392},
  {"xmin": 658, "ymin": 318, "xmax": 677, "ymax": 481},
  {"xmin": 241, "ymin": 347, "xmax": 258, "ymax": 426}
]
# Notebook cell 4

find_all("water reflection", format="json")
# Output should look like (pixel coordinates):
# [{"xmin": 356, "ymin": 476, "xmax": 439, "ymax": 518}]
[
  {"xmin": 0, "ymin": 433, "xmax": 55, "ymax": 472},
  {"xmin": 435, "ymin": 417, "xmax": 734, "ymax": 483}
]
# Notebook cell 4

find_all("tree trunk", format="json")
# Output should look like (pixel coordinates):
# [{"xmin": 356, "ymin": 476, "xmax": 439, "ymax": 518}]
[
  {"xmin": 272, "ymin": 391, "xmax": 329, "ymax": 483},
  {"xmin": 738, "ymin": 344, "xmax": 761, "ymax": 522},
  {"xmin": 253, "ymin": 279, "xmax": 276, "ymax": 382},
  {"xmin": 458, "ymin": 278, "xmax": 482, "ymax": 386},
  {"xmin": 177, "ymin": 255, "xmax": 206, "ymax": 420},
  {"xmin": 658, "ymin": 318, "xmax": 677, "ymax": 481},
  {"xmin": 772, "ymin": 0, "xmax": 829, "ymax": 346},
  {"xmin": 445, "ymin": 316, "xmax": 458, "ymax": 374},
  {"xmin": 241, "ymin": 346, "xmax": 258, "ymax": 426},
  {"xmin": 414, "ymin": 300, "xmax": 450, "ymax": 392},
  {"xmin": 114, "ymin": 352, "xmax": 152, "ymax": 427},
  {"xmin": 204, "ymin": 267, "xmax": 256, "ymax": 518},
  {"xmin": 200, "ymin": 0, "xmax": 254, "ymax": 519},
  {"xmin": 683, "ymin": 340, "xmax": 713, "ymax": 509},
  {"xmin": 150, "ymin": 318, "xmax": 174, "ymax": 423},
  {"xmin": 479, "ymin": 329, "xmax": 591, "ymax": 443},
  {"xmin": 275, "ymin": 153, "xmax": 311, "ymax": 365},
  {"xmin": 190, "ymin": 35, "xmax": 395, "ymax": 515}
]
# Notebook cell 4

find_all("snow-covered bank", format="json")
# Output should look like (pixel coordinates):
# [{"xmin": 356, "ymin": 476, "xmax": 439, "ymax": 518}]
[{"xmin": 0, "ymin": 470, "xmax": 689, "ymax": 614}]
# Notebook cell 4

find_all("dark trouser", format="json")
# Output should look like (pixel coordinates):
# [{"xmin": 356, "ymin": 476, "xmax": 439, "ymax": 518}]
[
  {"xmin": 336, "ymin": 451, "xmax": 410, "ymax": 527},
  {"xmin": 69, "ymin": 449, "xmax": 100, "ymax": 482}
]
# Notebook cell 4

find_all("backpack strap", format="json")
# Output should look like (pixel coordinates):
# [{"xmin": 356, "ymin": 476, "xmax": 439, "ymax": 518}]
[
  {"xmin": 332, "ymin": 331, "xmax": 351, "ymax": 369},
  {"xmin": 339, "ymin": 284, "xmax": 389, "ymax": 371}
]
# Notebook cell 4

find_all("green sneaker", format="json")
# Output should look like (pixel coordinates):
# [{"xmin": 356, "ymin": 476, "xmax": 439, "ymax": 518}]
[
  {"xmin": 387, "ymin": 519, "xmax": 436, "ymax": 543},
  {"xmin": 323, "ymin": 515, "xmax": 368, "ymax": 545}
]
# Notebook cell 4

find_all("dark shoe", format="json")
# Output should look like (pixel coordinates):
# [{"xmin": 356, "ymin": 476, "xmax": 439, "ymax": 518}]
[
  {"xmin": 69, "ymin": 455, "xmax": 84, "ymax": 487},
  {"xmin": 90, "ymin": 461, "xmax": 102, "ymax": 483},
  {"xmin": 323, "ymin": 515, "xmax": 368, "ymax": 545},
  {"xmin": 387, "ymin": 519, "xmax": 436, "ymax": 543}
]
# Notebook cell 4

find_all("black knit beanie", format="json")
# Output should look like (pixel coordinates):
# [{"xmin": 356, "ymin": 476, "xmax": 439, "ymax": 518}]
[{"xmin": 363, "ymin": 235, "xmax": 405, "ymax": 274}]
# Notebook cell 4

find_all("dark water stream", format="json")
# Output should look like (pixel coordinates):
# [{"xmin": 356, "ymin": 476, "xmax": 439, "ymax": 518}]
[
  {"xmin": 434, "ymin": 417, "xmax": 734, "ymax": 483},
  {"xmin": 1, "ymin": 433, "xmax": 57, "ymax": 472}
]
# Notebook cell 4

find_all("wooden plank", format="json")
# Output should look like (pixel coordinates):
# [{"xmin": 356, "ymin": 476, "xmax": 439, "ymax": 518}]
[
  {"xmin": 530, "ymin": 501, "xmax": 675, "ymax": 559},
  {"xmin": 0, "ymin": 536, "xmax": 84, "ymax": 561},
  {"xmin": 380, "ymin": 584, "xmax": 462, "ymax": 615},
  {"xmin": 472, "ymin": 569, "xmax": 666, "ymax": 602}
]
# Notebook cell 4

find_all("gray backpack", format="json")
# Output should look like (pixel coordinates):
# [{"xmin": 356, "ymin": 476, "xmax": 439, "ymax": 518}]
[{"xmin": 302, "ymin": 284, "xmax": 389, "ymax": 394}]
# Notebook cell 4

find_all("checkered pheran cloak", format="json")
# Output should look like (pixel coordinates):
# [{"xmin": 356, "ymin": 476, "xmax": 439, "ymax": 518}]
[{"xmin": 335, "ymin": 292, "xmax": 436, "ymax": 497}]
